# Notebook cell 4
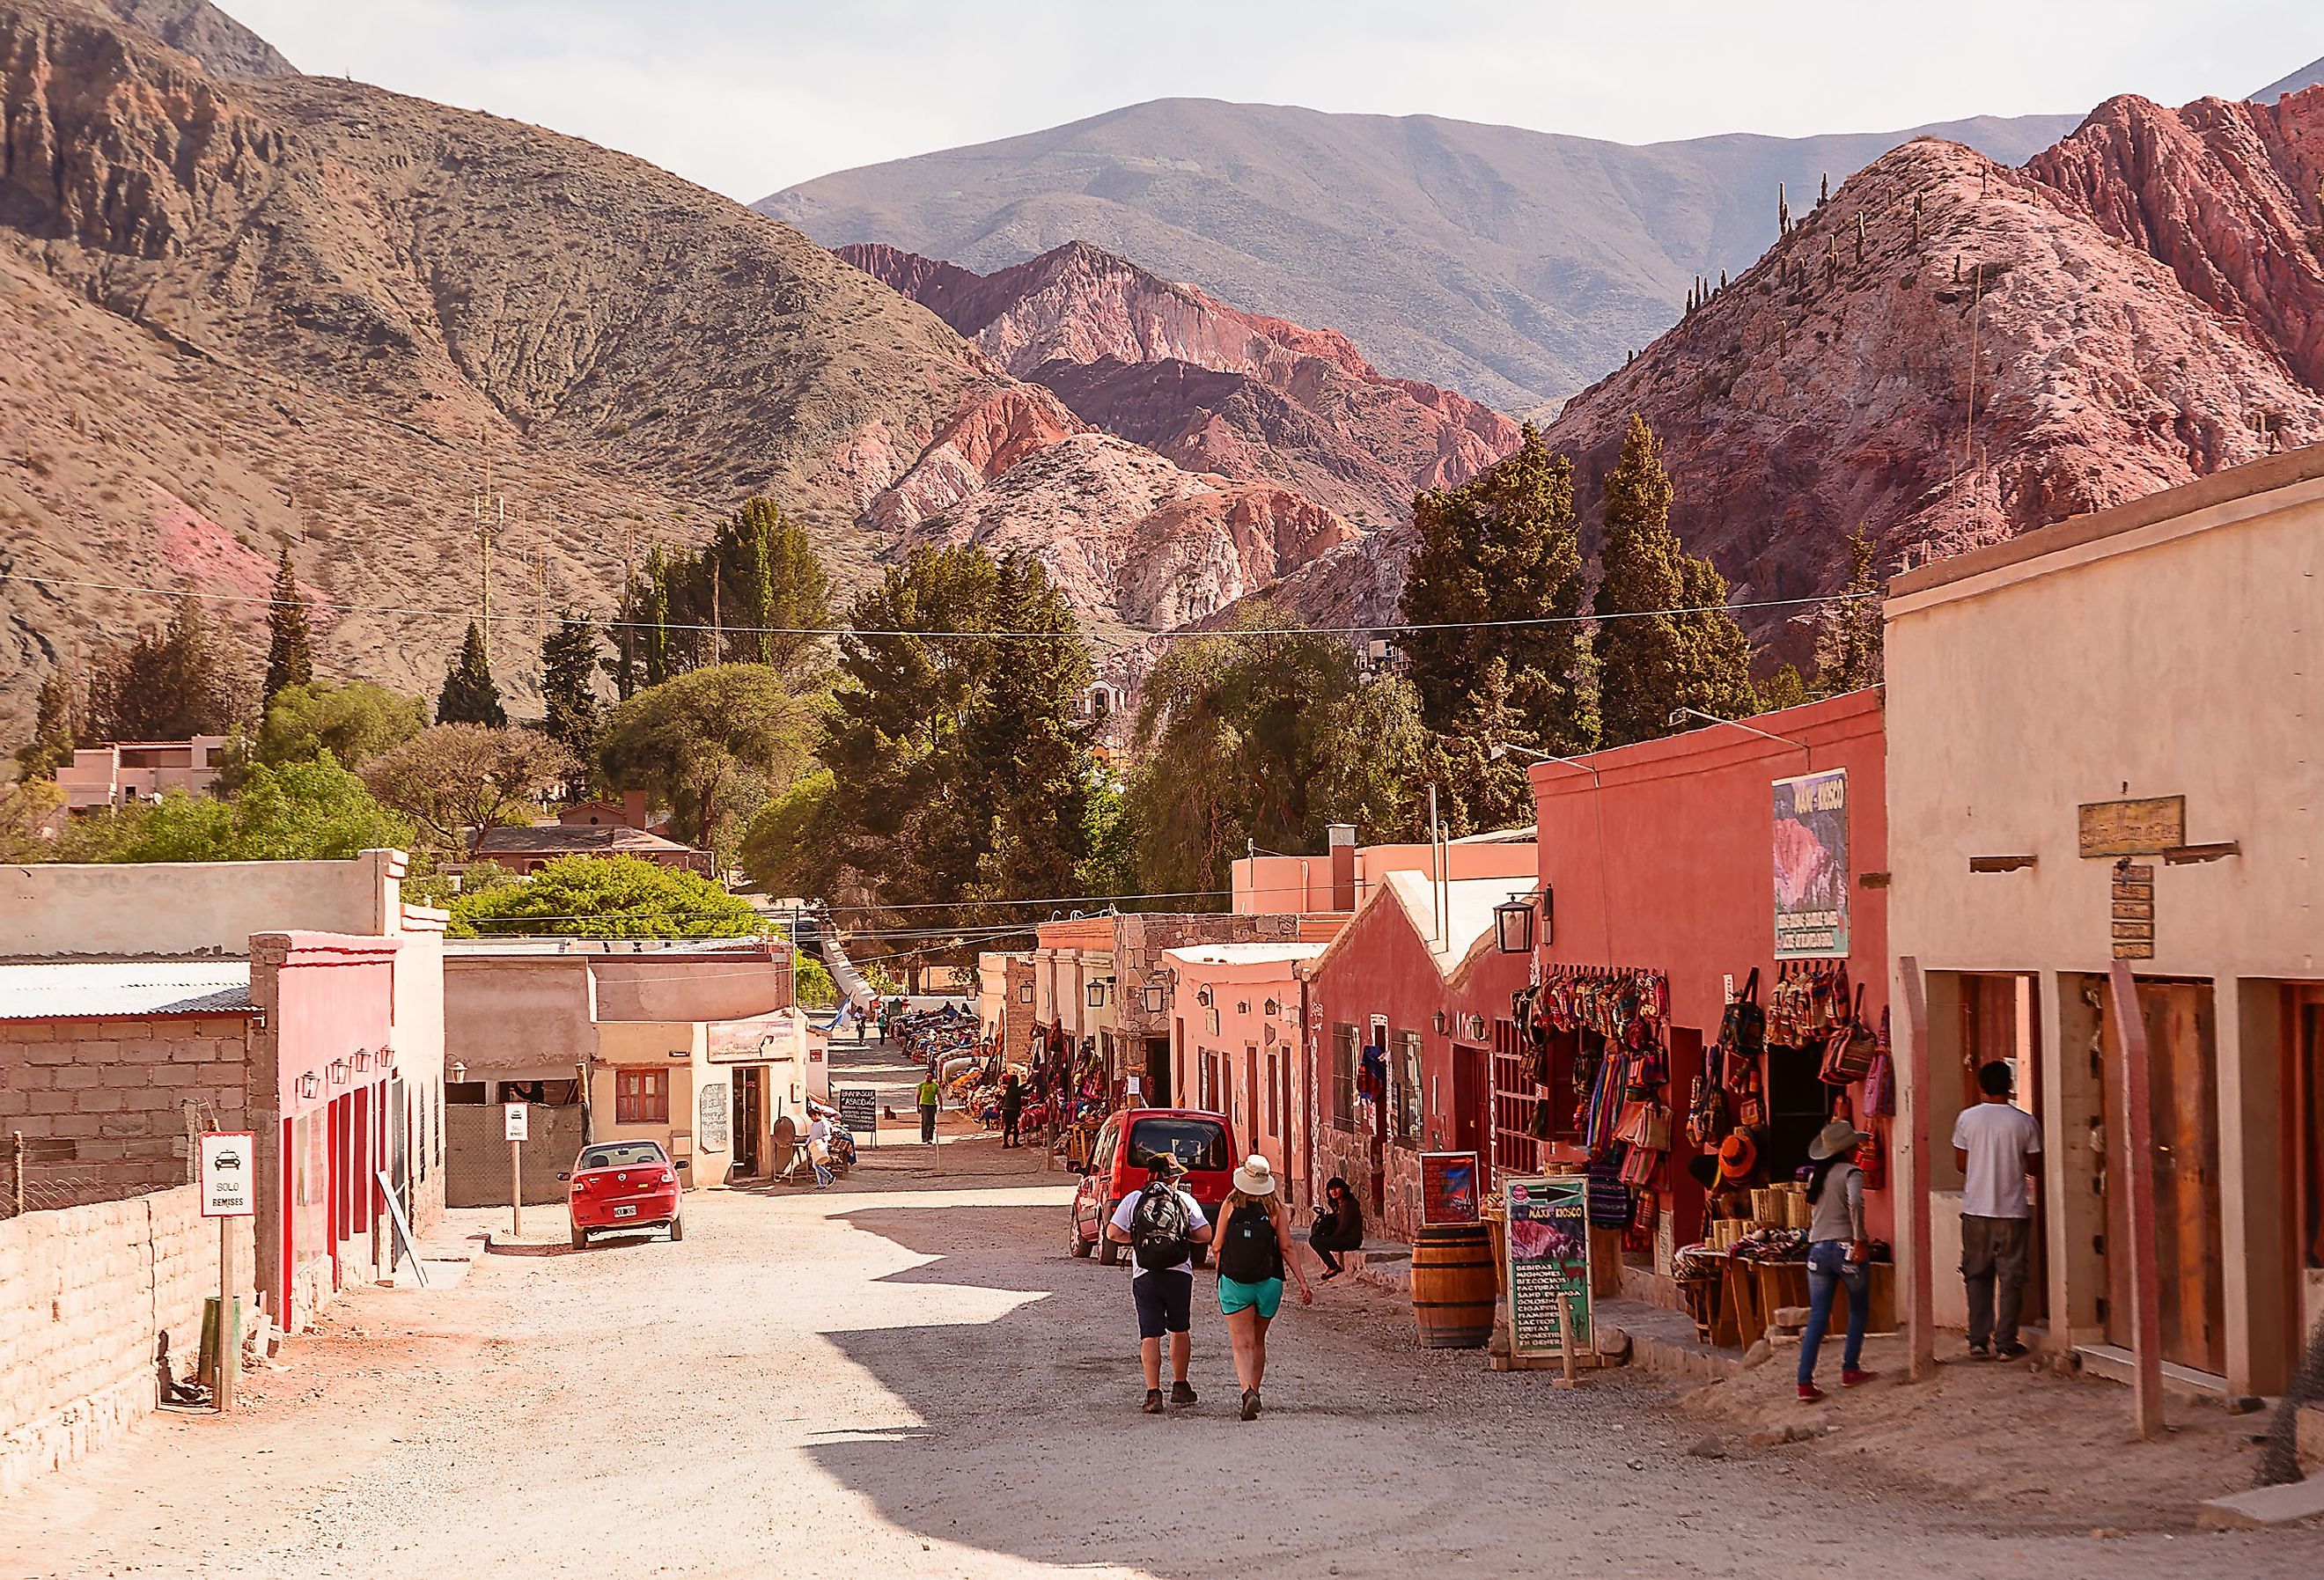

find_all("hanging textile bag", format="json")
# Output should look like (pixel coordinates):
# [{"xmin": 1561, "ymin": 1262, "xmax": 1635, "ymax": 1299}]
[
  {"xmin": 1684, "ymin": 1071, "xmax": 1727, "ymax": 1148},
  {"xmin": 1618, "ymin": 1140, "xmax": 1658, "ymax": 1187},
  {"xmin": 1820, "ymin": 982, "xmax": 1879, "ymax": 1086},
  {"xmin": 1715, "ymin": 967, "xmax": 1765, "ymax": 1079}
]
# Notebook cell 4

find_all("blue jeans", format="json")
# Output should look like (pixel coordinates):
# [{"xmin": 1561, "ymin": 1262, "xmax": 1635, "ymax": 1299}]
[
  {"xmin": 1798, "ymin": 1239, "xmax": 1868, "ymax": 1385},
  {"xmin": 813, "ymin": 1156, "xmax": 834, "ymax": 1188}
]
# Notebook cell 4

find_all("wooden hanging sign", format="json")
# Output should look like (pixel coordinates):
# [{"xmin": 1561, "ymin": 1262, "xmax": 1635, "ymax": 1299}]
[
  {"xmin": 2078, "ymin": 796, "xmax": 2185, "ymax": 857},
  {"xmin": 2110, "ymin": 862, "xmax": 2155, "ymax": 959}
]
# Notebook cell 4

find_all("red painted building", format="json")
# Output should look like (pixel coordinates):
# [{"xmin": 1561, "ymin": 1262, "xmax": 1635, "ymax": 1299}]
[{"xmin": 1526, "ymin": 690, "xmax": 1892, "ymax": 1297}]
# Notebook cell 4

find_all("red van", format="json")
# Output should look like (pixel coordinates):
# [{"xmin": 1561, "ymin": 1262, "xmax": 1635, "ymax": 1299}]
[{"xmin": 1068, "ymin": 1107, "xmax": 1236, "ymax": 1264}]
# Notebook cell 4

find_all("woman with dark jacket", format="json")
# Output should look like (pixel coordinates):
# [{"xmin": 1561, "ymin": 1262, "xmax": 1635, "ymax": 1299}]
[{"xmin": 1307, "ymin": 1175, "xmax": 1364, "ymax": 1280}]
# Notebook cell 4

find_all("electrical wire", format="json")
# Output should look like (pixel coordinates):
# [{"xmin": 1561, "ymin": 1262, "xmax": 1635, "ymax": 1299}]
[{"xmin": 0, "ymin": 568, "xmax": 1872, "ymax": 644}]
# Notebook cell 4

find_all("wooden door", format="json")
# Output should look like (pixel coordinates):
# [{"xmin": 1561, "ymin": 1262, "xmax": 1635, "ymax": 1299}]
[
  {"xmin": 1453, "ymin": 1046, "xmax": 1489, "ymax": 1190},
  {"xmin": 2290, "ymin": 988, "xmax": 2324, "ymax": 1349},
  {"xmin": 2104, "ymin": 981, "xmax": 2225, "ymax": 1374}
]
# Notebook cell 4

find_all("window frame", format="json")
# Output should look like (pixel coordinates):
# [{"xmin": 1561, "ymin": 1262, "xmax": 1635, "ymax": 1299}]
[
  {"xmin": 1394, "ymin": 1029, "xmax": 1423, "ymax": 1146},
  {"xmin": 614, "ymin": 1068, "xmax": 670, "ymax": 1124},
  {"xmin": 1331, "ymin": 1024, "xmax": 1358, "ymax": 1132}
]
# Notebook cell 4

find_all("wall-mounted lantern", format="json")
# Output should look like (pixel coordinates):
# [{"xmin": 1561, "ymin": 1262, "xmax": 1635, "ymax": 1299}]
[
  {"xmin": 1433, "ymin": 1010, "xmax": 1449, "ymax": 1034},
  {"xmin": 1496, "ymin": 893, "xmax": 1538, "ymax": 954},
  {"xmin": 328, "ymin": 1058, "xmax": 350, "ymax": 1085},
  {"xmin": 1019, "ymin": 983, "xmax": 1034, "ymax": 1003},
  {"xmin": 1142, "ymin": 985, "xmax": 1168, "ymax": 1015},
  {"xmin": 298, "ymin": 1072, "xmax": 321, "ymax": 1099},
  {"xmin": 1086, "ymin": 981, "xmax": 1107, "ymax": 1008}
]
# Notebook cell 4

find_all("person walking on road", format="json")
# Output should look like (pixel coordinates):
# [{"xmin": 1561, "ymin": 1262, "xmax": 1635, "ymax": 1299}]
[
  {"xmin": 1107, "ymin": 1155, "xmax": 1214, "ymax": 1414},
  {"xmin": 917, "ymin": 1071, "xmax": 941, "ymax": 1145},
  {"xmin": 1953, "ymin": 1060, "xmax": 2042, "ymax": 1360},
  {"xmin": 1797, "ymin": 1119, "xmax": 1874, "ymax": 1401},
  {"xmin": 806, "ymin": 1111, "xmax": 835, "ymax": 1190},
  {"xmin": 1212, "ymin": 1156, "xmax": 1313, "ymax": 1421},
  {"xmin": 1000, "ymin": 1074, "xmax": 1025, "ymax": 1148}
]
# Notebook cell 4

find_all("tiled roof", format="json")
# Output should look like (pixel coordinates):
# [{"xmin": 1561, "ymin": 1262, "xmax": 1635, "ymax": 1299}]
[
  {"xmin": 473, "ymin": 825, "xmax": 701, "ymax": 856},
  {"xmin": 0, "ymin": 960, "xmax": 254, "ymax": 1020}
]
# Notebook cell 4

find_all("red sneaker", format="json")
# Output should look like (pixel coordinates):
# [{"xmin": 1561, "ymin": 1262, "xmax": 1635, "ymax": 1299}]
[
  {"xmin": 1842, "ymin": 1368, "xmax": 1879, "ymax": 1388},
  {"xmin": 1798, "ymin": 1383, "xmax": 1826, "ymax": 1402}
]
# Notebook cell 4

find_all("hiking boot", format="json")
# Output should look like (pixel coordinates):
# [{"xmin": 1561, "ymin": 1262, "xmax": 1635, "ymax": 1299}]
[
  {"xmin": 1142, "ymin": 1389, "xmax": 1166, "ymax": 1415},
  {"xmin": 1169, "ymin": 1380, "xmax": 1197, "ymax": 1407},
  {"xmin": 1841, "ymin": 1368, "xmax": 1879, "ymax": 1388},
  {"xmin": 1239, "ymin": 1388, "xmax": 1261, "ymax": 1421},
  {"xmin": 1994, "ymin": 1341, "xmax": 2030, "ymax": 1361},
  {"xmin": 1798, "ymin": 1383, "xmax": 1826, "ymax": 1403}
]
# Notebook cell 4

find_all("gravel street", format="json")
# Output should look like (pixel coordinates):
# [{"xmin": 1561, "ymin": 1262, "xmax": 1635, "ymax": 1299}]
[{"xmin": 4, "ymin": 1038, "xmax": 2320, "ymax": 1579}]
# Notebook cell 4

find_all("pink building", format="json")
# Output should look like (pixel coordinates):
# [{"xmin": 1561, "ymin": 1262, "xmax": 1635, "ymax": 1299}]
[
  {"xmin": 1233, "ymin": 824, "xmax": 1540, "ymax": 915},
  {"xmin": 55, "ymin": 735, "xmax": 229, "ymax": 812}
]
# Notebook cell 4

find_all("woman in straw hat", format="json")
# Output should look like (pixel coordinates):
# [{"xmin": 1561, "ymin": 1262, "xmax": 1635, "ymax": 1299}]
[
  {"xmin": 1211, "ymin": 1155, "xmax": 1313, "ymax": 1420},
  {"xmin": 1796, "ymin": 1118, "xmax": 1876, "ymax": 1401}
]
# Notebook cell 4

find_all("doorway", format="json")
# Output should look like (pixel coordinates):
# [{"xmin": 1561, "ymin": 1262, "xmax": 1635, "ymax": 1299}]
[
  {"xmin": 2289, "ymin": 988, "xmax": 2324, "ymax": 1350},
  {"xmin": 1956, "ymin": 972, "xmax": 2047, "ymax": 1324},
  {"xmin": 2102, "ymin": 978, "xmax": 2226, "ymax": 1375},
  {"xmin": 1144, "ymin": 1037, "xmax": 1171, "ymax": 1106},
  {"xmin": 1453, "ymin": 1045, "xmax": 1489, "ymax": 1191},
  {"xmin": 732, "ymin": 1068, "xmax": 763, "ymax": 1176}
]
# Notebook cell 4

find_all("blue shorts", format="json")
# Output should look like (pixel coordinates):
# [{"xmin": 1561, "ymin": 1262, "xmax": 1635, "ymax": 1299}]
[
  {"xmin": 1217, "ymin": 1275, "xmax": 1283, "ymax": 1319},
  {"xmin": 1133, "ymin": 1270, "xmax": 1194, "ymax": 1338}
]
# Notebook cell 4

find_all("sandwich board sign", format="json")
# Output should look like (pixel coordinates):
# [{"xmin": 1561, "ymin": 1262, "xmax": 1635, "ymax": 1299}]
[{"xmin": 199, "ymin": 1131, "xmax": 256, "ymax": 1217}]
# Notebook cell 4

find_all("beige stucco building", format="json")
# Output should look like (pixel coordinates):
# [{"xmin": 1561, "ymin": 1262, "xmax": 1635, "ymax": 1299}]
[{"xmin": 1885, "ymin": 445, "xmax": 2324, "ymax": 1397}]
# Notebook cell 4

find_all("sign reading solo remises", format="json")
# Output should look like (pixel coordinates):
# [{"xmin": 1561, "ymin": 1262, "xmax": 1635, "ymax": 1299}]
[{"xmin": 199, "ymin": 1131, "xmax": 256, "ymax": 1218}]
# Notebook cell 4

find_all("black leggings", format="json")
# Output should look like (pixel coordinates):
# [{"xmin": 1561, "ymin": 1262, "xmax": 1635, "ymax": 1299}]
[{"xmin": 1309, "ymin": 1224, "xmax": 1363, "ymax": 1274}]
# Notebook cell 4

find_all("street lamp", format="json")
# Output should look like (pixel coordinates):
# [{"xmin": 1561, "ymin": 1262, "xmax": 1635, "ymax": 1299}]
[
  {"xmin": 1665, "ymin": 707, "xmax": 1810, "ymax": 752},
  {"xmin": 1495, "ymin": 893, "xmax": 1538, "ymax": 954},
  {"xmin": 1142, "ymin": 984, "xmax": 1168, "ymax": 1014},
  {"xmin": 1489, "ymin": 740, "xmax": 1602, "ymax": 783}
]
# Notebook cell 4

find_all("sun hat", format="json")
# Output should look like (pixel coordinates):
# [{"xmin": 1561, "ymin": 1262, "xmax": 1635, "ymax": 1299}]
[
  {"xmin": 1232, "ymin": 1155, "xmax": 1278, "ymax": 1196},
  {"xmin": 1808, "ymin": 1119, "xmax": 1872, "ymax": 1161},
  {"xmin": 1716, "ymin": 1130, "xmax": 1759, "ymax": 1184}
]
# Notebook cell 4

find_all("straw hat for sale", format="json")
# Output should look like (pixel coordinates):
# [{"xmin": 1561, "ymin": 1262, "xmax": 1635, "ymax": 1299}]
[
  {"xmin": 1809, "ymin": 1119, "xmax": 1872, "ymax": 1161},
  {"xmin": 1716, "ymin": 1130, "xmax": 1759, "ymax": 1184},
  {"xmin": 1232, "ymin": 1155, "xmax": 1278, "ymax": 1196}
]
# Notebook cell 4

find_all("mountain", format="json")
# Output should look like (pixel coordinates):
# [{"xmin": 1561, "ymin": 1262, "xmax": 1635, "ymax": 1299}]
[
  {"xmin": 1240, "ymin": 87, "xmax": 2324, "ymax": 650},
  {"xmin": 761, "ymin": 99, "xmax": 2084, "ymax": 412},
  {"xmin": 2252, "ymin": 57, "xmax": 2324, "ymax": 101},
  {"xmin": 837, "ymin": 239, "xmax": 1521, "ymax": 529},
  {"xmin": 0, "ymin": 1, "xmax": 1357, "ymax": 726}
]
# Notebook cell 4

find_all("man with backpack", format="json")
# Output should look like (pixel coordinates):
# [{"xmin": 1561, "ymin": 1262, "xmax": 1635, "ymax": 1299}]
[{"xmin": 1106, "ymin": 1154, "xmax": 1214, "ymax": 1414}]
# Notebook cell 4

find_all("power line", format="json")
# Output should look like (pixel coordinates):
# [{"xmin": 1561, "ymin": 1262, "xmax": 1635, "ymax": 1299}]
[{"xmin": 0, "ymin": 569, "xmax": 1872, "ymax": 645}]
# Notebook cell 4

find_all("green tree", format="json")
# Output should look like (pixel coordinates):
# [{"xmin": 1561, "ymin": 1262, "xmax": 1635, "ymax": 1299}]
[
  {"xmin": 1125, "ymin": 609, "xmax": 1424, "ymax": 893},
  {"xmin": 1757, "ymin": 662, "xmax": 1813, "ymax": 713},
  {"xmin": 1812, "ymin": 527, "xmax": 1887, "ymax": 694},
  {"xmin": 793, "ymin": 954, "xmax": 839, "ymax": 1009},
  {"xmin": 87, "ymin": 596, "xmax": 244, "ymax": 741},
  {"xmin": 255, "ymin": 681, "xmax": 427, "ymax": 771},
  {"xmin": 262, "ymin": 547, "xmax": 314, "ymax": 706},
  {"xmin": 598, "ymin": 665, "xmax": 815, "ymax": 861},
  {"xmin": 739, "ymin": 768, "xmax": 836, "ymax": 901},
  {"xmin": 1592, "ymin": 414, "xmax": 1755, "ymax": 746},
  {"xmin": 0, "ymin": 775, "xmax": 64, "ymax": 861},
  {"xmin": 643, "ymin": 547, "xmax": 672, "ymax": 687},
  {"xmin": 541, "ymin": 614, "xmax": 605, "ymax": 769},
  {"xmin": 437, "ymin": 621, "xmax": 507, "ymax": 728},
  {"xmin": 1398, "ymin": 425, "xmax": 1594, "ymax": 829},
  {"xmin": 362, "ymin": 724, "xmax": 577, "ymax": 854},
  {"xmin": 447, "ymin": 854, "xmax": 762, "ymax": 938},
  {"xmin": 13, "ymin": 670, "xmax": 77, "ymax": 780},
  {"xmin": 62, "ymin": 754, "xmax": 415, "ymax": 863}
]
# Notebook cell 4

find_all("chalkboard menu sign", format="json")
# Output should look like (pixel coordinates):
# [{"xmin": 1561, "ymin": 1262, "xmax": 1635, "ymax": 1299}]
[{"xmin": 836, "ymin": 1086, "xmax": 878, "ymax": 1141}]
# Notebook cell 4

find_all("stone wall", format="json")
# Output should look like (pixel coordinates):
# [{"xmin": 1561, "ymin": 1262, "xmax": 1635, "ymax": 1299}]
[
  {"xmin": 0, "ymin": 1017, "xmax": 252, "ymax": 1209},
  {"xmin": 0, "ymin": 1182, "xmax": 259, "ymax": 1495}
]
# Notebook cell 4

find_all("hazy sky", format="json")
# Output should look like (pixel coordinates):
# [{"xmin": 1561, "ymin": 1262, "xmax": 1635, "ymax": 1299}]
[{"xmin": 230, "ymin": 1, "xmax": 2319, "ymax": 202}]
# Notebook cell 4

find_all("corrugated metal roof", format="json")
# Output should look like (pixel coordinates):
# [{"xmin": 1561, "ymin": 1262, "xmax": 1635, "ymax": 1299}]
[{"xmin": 0, "ymin": 960, "xmax": 254, "ymax": 1021}]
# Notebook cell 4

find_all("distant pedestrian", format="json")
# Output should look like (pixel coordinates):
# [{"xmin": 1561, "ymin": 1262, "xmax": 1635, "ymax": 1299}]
[
  {"xmin": 1798, "ymin": 1119, "xmax": 1874, "ymax": 1401},
  {"xmin": 1953, "ymin": 1060, "xmax": 2042, "ymax": 1360},
  {"xmin": 1307, "ymin": 1175, "xmax": 1364, "ymax": 1280},
  {"xmin": 1000, "ymin": 1074, "xmax": 1025, "ymax": 1148},
  {"xmin": 917, "ymin": 1072, "xmax": 941, "ymax": 1145},
  {"xmin": 1107, "ymin": 1155, "xmax": 1213, "ymax": 1413},
  {"xmin": 806, "ymin": 1112, "xmax": 835, "ymax": 1190},
  {"xmin": 1213, "ymin": 1155, "xmax": 1313, "ymax": 1420}
]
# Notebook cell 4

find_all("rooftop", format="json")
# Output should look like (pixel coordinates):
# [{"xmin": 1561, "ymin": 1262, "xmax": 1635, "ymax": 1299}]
[
  {"xmin": 1165, "ymin": 942, "xmax": 1330, "ymax": 967},
  {"xmin": 0, "ymin": 959, "xmax": 254, "ymax": 1021},
  {"xmin": 473, "ymin": 826, "xmax": 702, "ymax": 856}
]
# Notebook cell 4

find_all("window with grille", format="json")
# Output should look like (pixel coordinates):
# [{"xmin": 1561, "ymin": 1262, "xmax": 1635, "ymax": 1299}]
[
  {"xmin": 1331, "ymin": 1025, "xmax": 1358, "ymax": 1131},
  {"xmin": 615, "ymin": 1069, "xmax": 669, "ymax": 1124},
  {"xmin": 1394, "ymin": 1030, "xmax": 1423, "ymax": 1145}
]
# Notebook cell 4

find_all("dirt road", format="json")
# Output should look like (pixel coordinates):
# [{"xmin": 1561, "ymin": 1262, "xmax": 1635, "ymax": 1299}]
[{"xmin": 4, "ymin": 1040, "xmax": 2319, "ymax": 1578}]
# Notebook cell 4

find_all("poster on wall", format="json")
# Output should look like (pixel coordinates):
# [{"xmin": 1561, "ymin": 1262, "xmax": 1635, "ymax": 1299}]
[
  {"xmin": 1772, "ymin": 768, "xmax": 1850, "ymax": 959},
  {"xmin": 1504, "ymin": 1175, "xmax": 1592, "ymax": 1356},
  {"xmin": 1419, "ymin": 1152, "xmax": 1482, "ymax": 1226}
]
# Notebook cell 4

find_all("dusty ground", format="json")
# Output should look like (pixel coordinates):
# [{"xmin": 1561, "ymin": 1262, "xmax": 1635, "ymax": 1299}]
[{"xmin": 3, "ymin": 1038, "xmax": 2319, "ymax": 1578}]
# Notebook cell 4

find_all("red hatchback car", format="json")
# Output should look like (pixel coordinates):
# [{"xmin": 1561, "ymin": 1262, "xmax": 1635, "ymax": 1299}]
[
  {"xmin": 563, "ymin": 1140, "xmax": 683, "ymax": 1249},
  {"xmin": 1069, "ymin": 1107, "xmax": 1236, "ymax": 1265}
]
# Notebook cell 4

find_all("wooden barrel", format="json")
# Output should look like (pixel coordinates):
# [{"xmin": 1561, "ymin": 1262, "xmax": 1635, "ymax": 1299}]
[{"xmin": 1411, "ymin": 1223, "xmax": 1497, "ymax": 1349}]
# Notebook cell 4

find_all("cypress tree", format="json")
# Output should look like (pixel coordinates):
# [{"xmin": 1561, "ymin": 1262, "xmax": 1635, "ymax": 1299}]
[
  {"xmin": 437, "ymin": 621, "xmax": 507, "ymax": 727},
  {"xmin": 262, "ymin": 547, "xmax": 314, "ymax": 705},
  {"xmin": 644, "ymin": 546, "xmax": 671, "ymax": 687},
  {"xmin": 1592, "ymin": 415, "xmax": 1755, "ymax": 746},
  {"xmin": 1812, "ymin": 527, "xmax": 1887, "ymax": 694},
  {"xmin": 14, "ymin": 670, "xmax": 77, "ymax": 779},
  {"xmin": 541, "ymin": 613, "xmax": 604, "ymax": 765}
]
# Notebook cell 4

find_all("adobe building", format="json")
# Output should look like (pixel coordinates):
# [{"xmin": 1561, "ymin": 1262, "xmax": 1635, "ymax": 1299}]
[
  {"xmin": 55, "ymin": 735, "xmax": 229, "ymax": 812},
  {"xmin": 1886, "ymin": 445, "xmax": 2324, "ymax": 1398}
]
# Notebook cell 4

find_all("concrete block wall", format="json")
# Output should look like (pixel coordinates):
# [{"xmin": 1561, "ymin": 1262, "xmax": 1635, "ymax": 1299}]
[
  {"xmin": 0, "ymin": 1018, "xmax": 251, "ymax": 1209},
  {"xmin": 0, "ymin": 1183, "xmax": 258, "ymax": 1495}
]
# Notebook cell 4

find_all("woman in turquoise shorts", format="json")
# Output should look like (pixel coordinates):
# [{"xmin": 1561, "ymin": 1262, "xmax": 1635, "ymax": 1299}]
[{"xmin": 1211, "ymin": 1156, "xmax": 1314, "ymax": 1420}]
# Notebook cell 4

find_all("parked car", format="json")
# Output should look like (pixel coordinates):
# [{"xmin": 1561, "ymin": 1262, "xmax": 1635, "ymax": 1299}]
[
  {"xmin": 562, "ymin": 1139, "xmax": 682, "ymax": 1248},
  {"xmin": 1068, "ymin": 1108, "xmax": 1235, "ymax": 1265}
]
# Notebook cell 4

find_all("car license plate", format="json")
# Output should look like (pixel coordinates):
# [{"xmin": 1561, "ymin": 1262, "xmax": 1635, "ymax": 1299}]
[{"xmin": 613, "ymin": 1205, "xmax": 638, "ymax": 1218}]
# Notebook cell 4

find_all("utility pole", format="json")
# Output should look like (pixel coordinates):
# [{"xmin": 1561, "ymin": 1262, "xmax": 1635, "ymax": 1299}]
[
  {"xmin": 710, "ymin": 557, "xmax": 722, "ymax": 666},
  {"xmin": 620, "ymin": 522, "xmax": 638, "ymax": 694}
]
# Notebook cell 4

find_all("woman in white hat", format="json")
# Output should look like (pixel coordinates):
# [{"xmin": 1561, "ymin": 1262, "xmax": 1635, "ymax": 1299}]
[
  {"xmin": 1797, "ymin": 1118, "xmax": 1875, "ymax": 1401},
  {"xmin": 1210, "ymin": 1155, "xmax": 1313, "ymax": 1420}
]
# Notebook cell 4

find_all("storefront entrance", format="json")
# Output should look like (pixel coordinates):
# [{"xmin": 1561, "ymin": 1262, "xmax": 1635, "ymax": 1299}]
[
  {"xmin": 1145, "ymin": 1037, "xmax": 1171, "ymax": 1106},
  {"xmin": 2102, "ymin": 978, "xmax": 2226, "ymax": 1376},
  {"xmin": 2290, "ymin": 987, "xmax": 2324, "ymax": 1349},
  {"xmin": 732, "ymin": 1068, "xmax": 762, "ymax": 1176},
  {"xmin": 1453, "ymin": 1044, "xmax": 1489, "ymax": 1190}
]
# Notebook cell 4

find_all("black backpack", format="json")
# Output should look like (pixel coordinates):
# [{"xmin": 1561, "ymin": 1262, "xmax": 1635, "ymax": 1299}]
[
  {"xmin": 1129, "ymin": 1181, "xmax": 1193, "ymax": 1269},
  {"xmin": 1215, "ymin": 1201, "xmax": 1282, "ymax": 1284}
]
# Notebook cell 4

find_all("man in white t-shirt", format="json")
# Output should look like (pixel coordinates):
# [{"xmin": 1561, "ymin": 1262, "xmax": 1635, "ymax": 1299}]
[
  {"xmin": 1105, "ymin": 1155, "xmax": 1214, "ymax": 1414},
  {"xmin": 807, "ymin": 1113, "xmax": 835, "ymax": 1190},
  {"xmin": 1952, "ymin": 1061, "xmax": 2043, "ymax": 1359}
]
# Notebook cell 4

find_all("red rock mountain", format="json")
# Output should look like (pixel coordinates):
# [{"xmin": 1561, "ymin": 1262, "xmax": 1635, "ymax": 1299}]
[
  {"xmin": 0, "ymin": 0, "xmax": 1357, "ymax": 723},
  {"xmin": 1247, "ymin": 87, "xmax": 2324, "ymax": 643},
  {"xmin": 836, "ymin": 240, "xmax": 1522, "ymax": 530}
]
